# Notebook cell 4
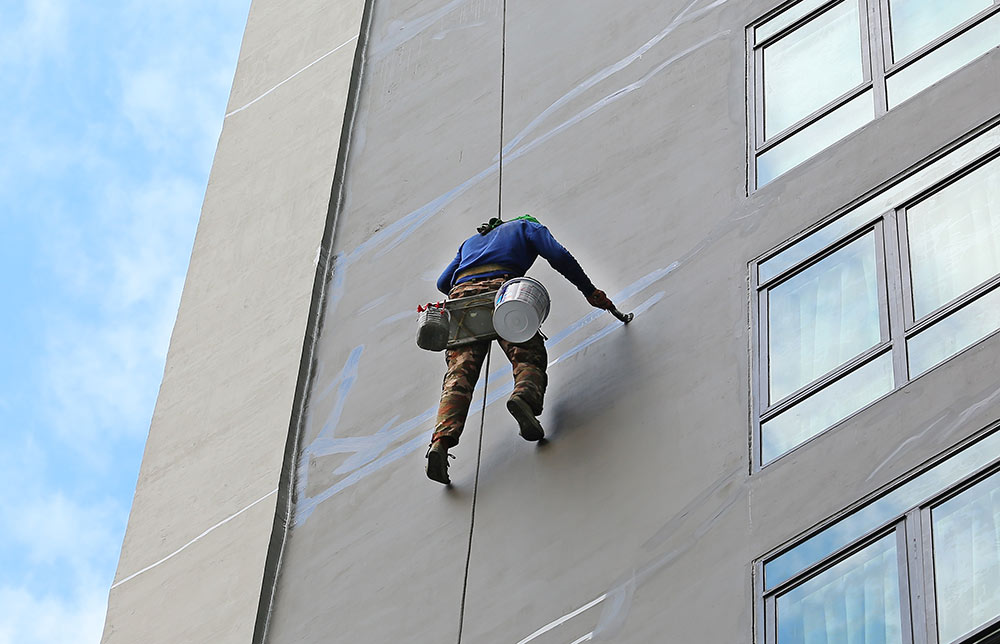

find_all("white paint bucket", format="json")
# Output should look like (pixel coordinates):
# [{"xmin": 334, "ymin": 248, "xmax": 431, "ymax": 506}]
[{"xmin": 493, "ymin": 277, "xmax": 550, "ymax": 343}]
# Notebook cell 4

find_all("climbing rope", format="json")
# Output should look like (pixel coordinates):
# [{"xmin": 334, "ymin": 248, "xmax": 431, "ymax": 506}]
[
  {"xmin": 457, "ymin": 347, "xmax": 491, "ymax": 643},
  {"xmin": 457, "ymin": 1, "xmax": 506, "ymax": 640},
  {"xmin": 496, "ymin": 0, "xmax": 507, "ymax": 221}
]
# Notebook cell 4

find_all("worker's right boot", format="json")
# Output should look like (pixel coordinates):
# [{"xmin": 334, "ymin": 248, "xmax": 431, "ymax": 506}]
[
  {"xmin": 507, "ymin": 396, "xmax": 544, "ymax": 442},
  {"xmin": 425, "ymin": 439, "xmax": 452, "ymax": 485}
]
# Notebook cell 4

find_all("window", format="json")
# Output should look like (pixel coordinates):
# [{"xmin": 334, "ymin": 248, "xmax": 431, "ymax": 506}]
[
  {"xmin": 758, "ymin": 428, "xmax": 1000, "ymax": 644},
  {"xmin": 748, "ymin": 0, "xmax": 1000, "ymax": 188},
  {"xmin": 752, "ymin": 120, "xmax": 1000, "ymax": 467}
]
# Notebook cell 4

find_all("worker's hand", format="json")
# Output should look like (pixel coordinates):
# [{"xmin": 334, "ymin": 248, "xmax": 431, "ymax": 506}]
[{"xmin": 586, "ymin": 289, "xmax": 614, "ymax": 310}]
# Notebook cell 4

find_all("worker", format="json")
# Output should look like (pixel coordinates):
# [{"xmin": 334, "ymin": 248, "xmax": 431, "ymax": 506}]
[{"xmin": 425, "ymin": 214, "xmax": 614, "ymax": 484}]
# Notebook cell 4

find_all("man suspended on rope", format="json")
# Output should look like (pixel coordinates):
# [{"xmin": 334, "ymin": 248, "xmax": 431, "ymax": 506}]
[{"xmin": 425, "ymin": 215, "xmax": 615, "ymax": 484}]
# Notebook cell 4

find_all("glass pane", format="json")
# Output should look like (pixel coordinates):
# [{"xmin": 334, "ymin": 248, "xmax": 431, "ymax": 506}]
[
  {"xmin": 888, "ymin": 0, "xmax": 991, "ymax": 61},
  {"xmin": 887, "ymin": 12, "xmax": 1000, "ymax": 108},
  {"xmin": 908, "ymin": 286, "xmax": 1000, "ymax": 378},
  {"xmin": 768, "ymin": 232, "xmax": 882, "ymax": 403},
  {"xmin": 758, "ymin": 0, "xmax": 829, "ymax": 43},
  {"xmin": 932, "ymin": 470, "xmax": 1000, "ymax": 643},
  {"xmin": 758, "ymin": 90, "xmax": 874, "ymax": 187},
  {"xmin": 762, "ymin": 352, "xmax": 893, "ymax": 464},
  {"xmin": 777, "ymin": 533, "xmax": 902, "ymax": 644},
  {"xmin": 759, "ymin": 121, "xmax": 1000, "ymax": 283},
  {"xmin": 765, "ymin": 430, "xmax": 1000, "ymax": 590},
  {"xmin": 908, "ymin": 157, "xmax": 1000, "ymax": 318},
  {"xmin": 763, "ymin": 1, "xmax": 864, "ymax": 138}
]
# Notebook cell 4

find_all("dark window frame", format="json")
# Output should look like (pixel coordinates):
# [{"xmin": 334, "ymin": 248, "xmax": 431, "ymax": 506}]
[
  {"xmin": 746, "ymin": 0, "xmax": 1000, "ymax": 189},
  {"xmin": 751, "ymin": 126, "xmax": 1000, "ymax": 470},
  {"xmin": 755, "ymin": 427, "xmax": 1000, "ymax": 644}
]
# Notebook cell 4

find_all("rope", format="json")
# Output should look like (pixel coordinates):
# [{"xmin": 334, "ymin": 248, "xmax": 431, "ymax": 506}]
[
  {"xmin": 457, "ymin": 4, "xmax": 506, "ymax": 641},
  {"xmin": 456, "ymin": 347, "xmax": 491, "ymax": 643},
  {"xmin": 496, "ymin": 0, "xmax": 507, "ymax": 221}
]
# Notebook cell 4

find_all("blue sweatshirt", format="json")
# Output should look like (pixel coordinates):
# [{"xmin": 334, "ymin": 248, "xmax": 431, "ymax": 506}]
[{"xmin": 437, "ymin": 220, "xmax": 596, "ymax": 296}]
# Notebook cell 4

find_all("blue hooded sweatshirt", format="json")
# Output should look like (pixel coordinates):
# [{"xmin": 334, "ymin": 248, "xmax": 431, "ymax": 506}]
[{"xmin": 437, "ymin": 219, "xmax": 596, "ymax": 296}]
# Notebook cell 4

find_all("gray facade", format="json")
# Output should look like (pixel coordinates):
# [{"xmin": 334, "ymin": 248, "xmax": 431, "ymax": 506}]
[{"xmin": 103, "ymin": 1, "xmax": 1000, "ymax": 643}]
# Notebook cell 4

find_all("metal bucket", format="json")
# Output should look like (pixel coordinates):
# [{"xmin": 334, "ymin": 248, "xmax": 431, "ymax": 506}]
[
  {"xmin": 416, "ymin": 306, "xmax": 451, "ymax": 351},
  {"xmin": 493, "ymin": 277, "xmax": 550, "ymax": 343}
]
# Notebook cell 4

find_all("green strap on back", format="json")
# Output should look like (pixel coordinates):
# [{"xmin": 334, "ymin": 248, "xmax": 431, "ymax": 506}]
[{"xmin": 477, "ymin": 214, "xmax": 540, "ymax": 235}]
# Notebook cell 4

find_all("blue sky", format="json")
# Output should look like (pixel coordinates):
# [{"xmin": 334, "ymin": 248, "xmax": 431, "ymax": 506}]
[{"xmin": 0, "ymin": 1, "xmax": 250, "ymax": 642}]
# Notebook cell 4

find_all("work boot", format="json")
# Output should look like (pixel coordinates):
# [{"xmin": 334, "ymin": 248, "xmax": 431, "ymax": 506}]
[
  {"xmin": 507, "ymin": 396, "xmax": 544, "ymax": 442},
  {"xmin": 425, "ymin": 440, "xmax": 452, "ymax": 485}
]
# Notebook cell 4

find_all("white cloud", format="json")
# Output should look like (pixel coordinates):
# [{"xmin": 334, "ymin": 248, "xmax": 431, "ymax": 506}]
[
  {"xmin": 120, "ymin": 55, "xmax": 224, "ymax": 158},
  {"xmin": 34, "ymin": 8, "xmax": 241, "ymax": 461},
  {"xmin": 40, "ymin": 175, "xmax": 202, "ymax": 460},
  {"xmin": 0, "ymin": 446, "xmax": 123, "ymax": 644},
  {"xmin": 0, "ymin": 0, "xmax": 69, "ymax": 67},
  {"xmin": 0, "ymin": 442, "xmax": 124, "ymax": 573},
  {"xmin": 0, "ymin": 584, "xmax": 107, "ymax": 644},
  {"xmin": 0, "ymin": 2, "xmax": 249, "ymax": 642}
]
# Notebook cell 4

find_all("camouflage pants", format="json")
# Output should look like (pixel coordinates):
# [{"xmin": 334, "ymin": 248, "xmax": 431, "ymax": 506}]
[{"xmin": 432, "ymin": 277, "xmax": 547, "ymax": 447}]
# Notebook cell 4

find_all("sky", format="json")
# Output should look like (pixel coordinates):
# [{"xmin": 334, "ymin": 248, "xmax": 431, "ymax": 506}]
[{"xmin": 0, "ymin": 1, "xmax": 251, "ymax": 642}]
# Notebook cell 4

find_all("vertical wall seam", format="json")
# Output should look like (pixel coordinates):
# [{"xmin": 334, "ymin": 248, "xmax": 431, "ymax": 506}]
[{"xmin": 251, "ymin": 0, "xmax": 378, "ymax": 641}]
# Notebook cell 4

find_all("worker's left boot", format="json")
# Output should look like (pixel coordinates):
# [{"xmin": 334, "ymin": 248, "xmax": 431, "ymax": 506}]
[
  {"xmin": 507, "ymin": 396, "xmax": 544, "ymax": 442},
  {"xmin": 425, "ymin": 440, "xmax": 452, "ymax": 485}
]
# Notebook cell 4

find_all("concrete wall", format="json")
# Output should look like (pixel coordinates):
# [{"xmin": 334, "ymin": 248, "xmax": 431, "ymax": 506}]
[
  {"xmin": 261, "ymin": 0, "xmax": 1000, "ymax": 642},
  {"xmin": 104, "ymin": 0, "xmax": 1000, "ymax": 642},
  {"xmin": 100, "ymin": 1, "xmax": 367, "ymax": 642}
]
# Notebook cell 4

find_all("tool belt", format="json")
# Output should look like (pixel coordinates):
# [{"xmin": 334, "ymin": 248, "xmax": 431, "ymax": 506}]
[
  {"xmin": 454, "ymin": 263, "xmax": 514, "ymax": 282},
  {"xmin": 442, "ymin": 290, "xmax": 500, "ymax": 348}
]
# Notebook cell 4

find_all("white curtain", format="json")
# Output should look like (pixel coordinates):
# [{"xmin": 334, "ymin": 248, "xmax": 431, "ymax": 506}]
[
  {"xmin": 933, "ymin": 472, "xmax": 1000, "ymax": 643},
  {"xmin": 768, "ymin": 233, "xmax": 880, "ymax": 402},
  {"xmin": 777, "ymin": 533, "xmax": 902, "ymax": 644},
  {"xmin": 908, "ymin": 157, "xmax": 1000, "ymax": 319}
]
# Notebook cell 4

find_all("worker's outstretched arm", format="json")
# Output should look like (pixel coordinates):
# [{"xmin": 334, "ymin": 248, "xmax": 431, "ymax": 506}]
[
  {"xmin": 526, "ymin": 223, "xmax": 600, "ymax": 299},
  {"xmin": 437, "ymin": 248, "xmax": 462, "ymax": 295}
]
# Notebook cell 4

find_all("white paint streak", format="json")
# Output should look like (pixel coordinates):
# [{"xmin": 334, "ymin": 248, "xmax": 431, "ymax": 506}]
[
  {"xmin": 376, "ymin": 309, "xmax": 415, "ymax": 327},
  {"xmin": 504, "ymin": 32, "xmax": 730, "ymax": 167},
  {"xmin": 570, "ymin": 634, "xmax": 595, "ymax": 644},
  {"xmin": 225, "ymin": 36, "xmax": 359, "ymax": 117},
  {"xmin": 432, "ymin": 20, "xmax": 486, "ymax": 40},
  {"xmin": 110, "ymin": 488, "xmax": 278, "ymax": 589},
  {"xmin": 371, "ymin": 0, "xmax": 472, "ymax": 59},
  {"xmin": 501, "ymin": 0, "xmax": 731, "ymax": 158},
  {"xmin": 516, "ymin": 594, "xmax": 606, "ymax": 644}
]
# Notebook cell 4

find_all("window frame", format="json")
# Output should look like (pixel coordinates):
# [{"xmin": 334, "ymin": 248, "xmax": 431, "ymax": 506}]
[
  {"xmin": 755, "ymin": 427, "xmax": 1000, "ymax": 644},
  {"xmin": 751, "ymin": 124, "xmax": 1000, "ymax": 470},
  {"xmin": 747, "ymin": 0, "xmax": 1000, "ymax": 190},
  {"xmin": 897, "ymin": 151, "xmax": 1000, "ymax": 331},
  {"xmin": 761, "ymin": 524, "xmax": 913, "ymax": 644}
]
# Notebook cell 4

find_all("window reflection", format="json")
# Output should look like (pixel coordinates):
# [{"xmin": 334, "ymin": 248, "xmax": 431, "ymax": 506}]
[
  {"xmin": 932, "ymin": 470, "xmax": 1000, "ymax": 643},
  {"xmin": 765, "ymin": 430, "xmax": 1000, "ymax": 590},
  {"xmin": 759, "ymin": 123, "xmax": 1000, "ymax": 283},
  {"xmin": 758, "ymin": 90, "xmax": 875, "ymax": 187},
  {"xmin": 762, "ymin": 353, "xmax": 892, "ymax": 464},
  {"xmin": 777, "ymin": 533, "xmax": 902, "ymax": 644},
  {"xmin": 888, "ymin": 0, "xmax": 990, "ymax": 61},
  {"xmin": 768, "ymin": 232, "xmax": 881, "ymax": 403},
  {"xmin": 907, "ymin": 286, "xmax": 1000, "ymax": 378},
  {"xmin": 907, "ymin": 156, "xmax": 1000, "ymax": 319},
  {"xmin": 886, "ymin": 12, "xmax": 1000, "ymax": 108},
  {"xmin": 763, "ymin": 1, "xmax": 864, "ymax": 138},
  {"xmin": 757, "ymin": 0, "xmax": 828, "ymax": 42}
]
